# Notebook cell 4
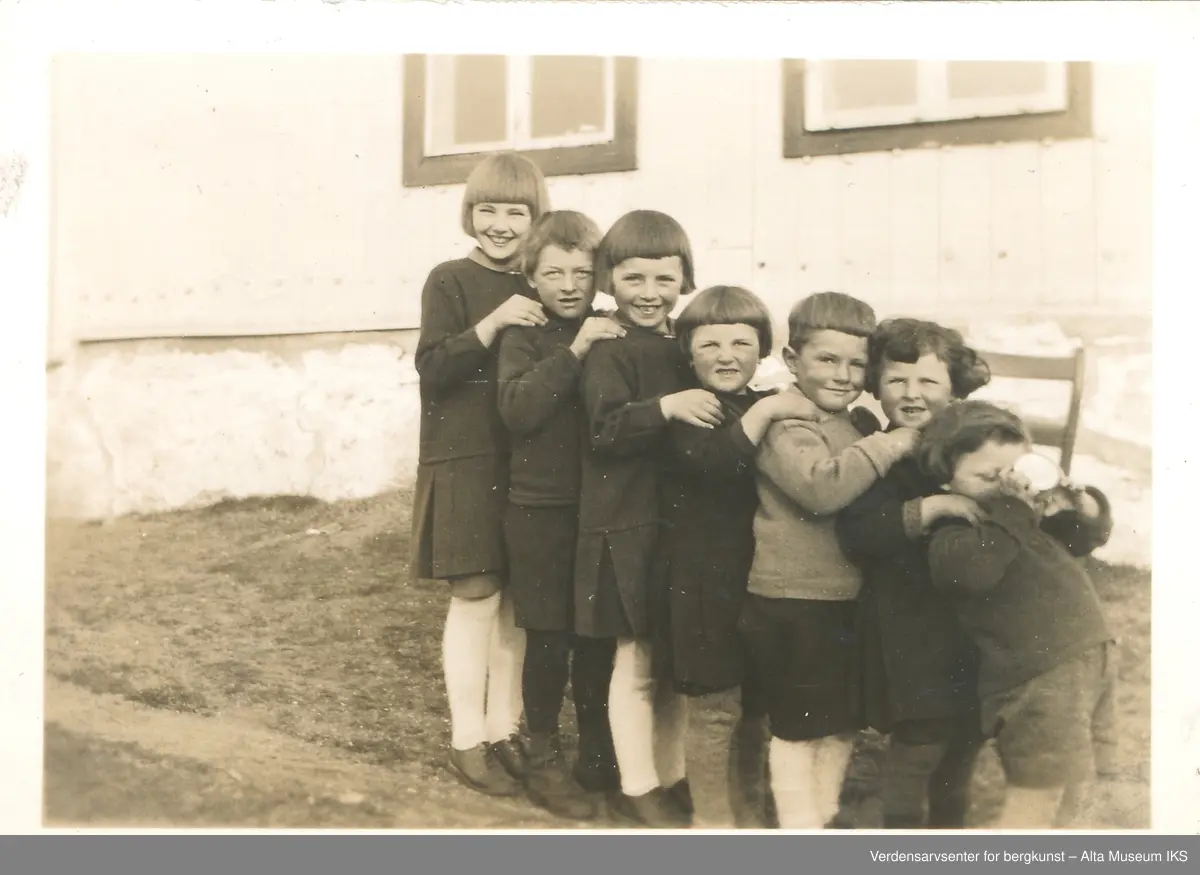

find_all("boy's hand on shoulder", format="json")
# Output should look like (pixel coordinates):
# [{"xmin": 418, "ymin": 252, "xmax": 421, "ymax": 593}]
[
  {"xmin": 920, "ymin": 494, "xmax": 984, "ymax": 531},
  {"xmin": 661, "ymin": 389, "xmax": 724, "ymax": 429},
  {"xmin": 760, "ymin": 390, "xmax": 822, "ymax": 423},
  {"xmin": 570, "ymin": 316, "xmax": 626, "ymax": 360},
  {"xmin": 887, "ymin": 426, "xmax": 921, "ymax": 456}
]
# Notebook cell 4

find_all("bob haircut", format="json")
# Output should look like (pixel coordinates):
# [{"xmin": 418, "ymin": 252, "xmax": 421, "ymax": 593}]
[
  {"xmin": 593, "ymin": 210, "xmax": 696, "ymax": 296},
  {"xmin": 460, "ymin": 153, "xmax": 550, "ymax": 237},
  {"xmin": 786, "ymin": 291, "xmax": 876, "ymax": 352},
  {"xmin": 521, "ymin": 210, "xmax": 603, "ymax": 281},
  {"xmin": 917, "ymin": 400, "xmax": 1031, "ymax": 485},
  {"xmin": 865, "ymin": 318, "xmax": 992, "ymax": 399},
  {"xmin": 675, "ymin": 285, "xmax": 774, "ymax": 358}
]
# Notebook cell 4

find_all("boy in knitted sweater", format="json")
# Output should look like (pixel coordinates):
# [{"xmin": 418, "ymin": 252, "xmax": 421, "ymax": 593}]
[
  {"xmin": 738, "ymin": 292, "xmax": 918, "ymax": 829},
  {"xmin": 919, "ymin": 400, "xmax": 1116, "ymax": 829}
]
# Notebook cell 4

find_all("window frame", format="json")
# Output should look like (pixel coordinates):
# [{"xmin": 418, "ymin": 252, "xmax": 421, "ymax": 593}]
[
  {"xmin": 403, "ymin": 54, "xmax": 638, "ymax": 188},
  {"xmin": 782, "ymin": 59, "xmax": 1092, "ymax": 159}
]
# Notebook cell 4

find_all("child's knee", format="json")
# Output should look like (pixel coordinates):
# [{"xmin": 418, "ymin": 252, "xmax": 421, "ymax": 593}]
[{"xmin": 449, "ymin": 574, "xmax": 503, "ymax": 600}]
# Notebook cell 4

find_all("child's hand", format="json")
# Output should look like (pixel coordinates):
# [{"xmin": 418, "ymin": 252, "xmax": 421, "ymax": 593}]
[
  {"xmin": 920, "ymin": 494, "xmax": 984, "ymax": 530},
  {"xmin": 661, "ymin": 389, "xmax": 724, "ymax": 429},
  {"xmin": 760, "ymin": 390, "xmax": 822, "ymax": 423},
  {"xmin": 888, "ymin": 426, "xmax": 921, "ymax": 456},
  {"xmin": 490, "ymin": 295, "xmax": 548, "ymax": 330},
  {"xmin": 570, "ymin": 317, "xmax": 626, "ymax": 359},
  {"xmin": 1042, "ymin": 480, "xmax": 1102, "ymax": 519}
]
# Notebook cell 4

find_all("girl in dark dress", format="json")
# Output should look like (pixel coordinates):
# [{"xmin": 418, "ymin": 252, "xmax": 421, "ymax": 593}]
[
  {"xmin": 574, "ymin": 210, "xmax": 719, "ymax": 827},
  {"xmin": 653, "ymin": 286, "xmax": 821, "ymax": 828},
  {"xmin": 497, "ymin": 210, "xmax": 626, "ymax": 819},
  {"xmin": 835, "ymin": 318, "xmax": 992, "ymax": 827},
  {"xmin": 411, "ymin": 153, "xmax": 549, "ymax": 797}
]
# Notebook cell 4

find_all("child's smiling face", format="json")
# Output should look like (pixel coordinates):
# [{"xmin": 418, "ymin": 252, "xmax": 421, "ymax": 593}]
[
  {"xmin": 877, "ymin": 352, "xmax": 955, "ymax": 429},
  {"xmin": 471, "ymin": 202, "xmax": 533, "ymax": 264},
  {"xmin": 609, "ymin": 256, "xmax": 683, "ymax": 331},
  {"xmin": 947, "ymin": 438, "xmax": 1028, "ymax": 501},
  {"xmin": 528, "ymin": 244, "xmax": 596, "ymax": 321},
  {"xmin": 689, "ymin": 323, "xmax": 761, "ymax": 394},
  {"xmin": 783, "ymin": 329, "xmax": 868, "ymax": 414}
]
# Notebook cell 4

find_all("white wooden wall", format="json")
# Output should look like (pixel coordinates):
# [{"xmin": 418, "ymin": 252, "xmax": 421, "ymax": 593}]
[{"xmin": 51, "ymin": 57, "xmax": 1152, "ymax": 345}]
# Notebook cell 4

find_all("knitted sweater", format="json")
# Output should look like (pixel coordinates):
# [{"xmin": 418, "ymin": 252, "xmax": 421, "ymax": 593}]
[{"xmin": 746, "ymin": 394, "xmax": 914, "ymax": 601}]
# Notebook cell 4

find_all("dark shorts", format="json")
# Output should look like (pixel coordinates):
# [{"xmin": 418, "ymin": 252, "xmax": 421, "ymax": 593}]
[
  {"xmin": 504, "ymin": 503, "xmax": 578, "ymax": 632},
  {"xmin": 411, "ymin": 456, "xmax": 508, "ymax": 582},
  {"xmin": 738, "ymin": 595, "xmax": 863, "ymax": 742},
  {"xmin": 981, "ymin": 642, "xmax": 1119, "ymax": 788}
]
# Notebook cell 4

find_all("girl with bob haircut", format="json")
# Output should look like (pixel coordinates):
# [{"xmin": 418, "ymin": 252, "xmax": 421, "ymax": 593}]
[
  {"xmin": 915, "ymin": 400, "xmax": 1116, "ymax": 829},
  {"xmin": 412, "ymin": 152, "xmax": 550, "ymax": 798},
  {"xmin": 654, "ymin": 285, "xmax": 821, "ymax": 827},
  {"xmin": 498, "ymin": 209, "xmax": 626, "ymax": 820},
  {"xmin": 836, "ymin": 318, "xmax": 992, "ymax": 829},
  {"xmin": 574, "ymin": 210, "xmax": 715, "ymax": 827}
]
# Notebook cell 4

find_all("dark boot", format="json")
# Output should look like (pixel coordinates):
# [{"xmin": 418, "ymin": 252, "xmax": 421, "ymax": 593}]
[
  {"xmin": 609, "ymin": 786, "xmax": 691, "ymax": 829},
  {"xmin": 448, "ymin": 743, "xmax": 522, "ymax": 797},
  {"xmin": 728, "ymin": 716, "xmax": 772, "ymax": 828},
  {"xmin": 491, "ymin": 732, "xmax": 529, "ymax": 780},
  {"xmin": 524, "ymin": 731, "xmax": 599, "ymax": 821},
  {"xmin": 667, "ymin": 778, "xmax": 694, "ymax": 820}
]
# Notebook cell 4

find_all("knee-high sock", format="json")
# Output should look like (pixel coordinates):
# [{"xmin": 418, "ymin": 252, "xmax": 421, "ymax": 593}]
[
  {"xmin": 812, "ymin": 736, "xmax": 854, "ymax": 826},
  {"xmin": 653, "ymin": 684, "xmax": 688, "ymax": 790},
  {"xmin": 572, "ymin": 636, "xmax": 616, "ymax": 769},
  {"xmin": 443, "ymin": 592, "xmax": 500, "ymax": 751},
  {"xmin": 522, "ymin": 630, "xmax": 571, "ymax": 735},
  {"xmin": 685, "ymin": 694, "xmax": 735, "ymax": 828},
  {"xmin": 882, "ymin": 740, "xmax": 947, "ymax": 827},
  {"xmin": 609, "ymin": 638, "xmax": 659, "ymax": 797},
  {"xmin": 927, "ymin": 734, "xmax": 982, "ymax": 829},
  {"xmin": 485, "ymin": 590, "xmax": 526, "ymax": 743},
  {"xmin": 769, "ymin": 737, "xmax": 822, "ymax": 829}
]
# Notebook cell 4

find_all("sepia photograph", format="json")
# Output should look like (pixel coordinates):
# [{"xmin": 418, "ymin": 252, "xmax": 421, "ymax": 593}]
[{"xmin": 6, "ymin": 0, "xmax": 1174, "ymax": 838}]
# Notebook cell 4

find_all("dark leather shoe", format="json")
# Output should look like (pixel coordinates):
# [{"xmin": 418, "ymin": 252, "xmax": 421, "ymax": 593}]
[
  {"xmin": 490, "ymin": 733, "xmax": 529, "ymax": 780},
  {"xmin": 448, "ymin": 744, "xmax": 521, "ymax": 797}
]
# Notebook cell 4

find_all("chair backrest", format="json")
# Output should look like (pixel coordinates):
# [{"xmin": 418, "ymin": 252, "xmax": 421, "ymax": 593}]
[{"xmin": 975, "ymin": 346, "xmax": 1087, "ymax": 475}]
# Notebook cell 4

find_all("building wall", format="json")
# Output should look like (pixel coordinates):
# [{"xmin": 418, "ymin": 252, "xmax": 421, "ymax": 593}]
[{"xmin": 45, "ymin": 55, "xmax": 1153, "ymax": 518}]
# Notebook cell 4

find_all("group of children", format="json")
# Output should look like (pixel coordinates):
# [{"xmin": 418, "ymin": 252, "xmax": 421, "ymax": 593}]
[{"xmin": 410, "ymin": 152, "xmax": 1119, "ymax": 831}]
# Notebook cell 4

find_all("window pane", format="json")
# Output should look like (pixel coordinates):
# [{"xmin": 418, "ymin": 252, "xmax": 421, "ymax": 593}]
[
  {"xmin": 822, "ymin": 60, "xmax": 918, "ymax": 112},
  {"xmin": 530, "ymin": 56, "xmax": 607, "ymax": 140},
  {"xmin": 453, "ymin": 55, "xmax": 508, "ymax": 145},
  {"xmin": 947, "ymin": 61, "xmax": 1047, "ymax": 100}
]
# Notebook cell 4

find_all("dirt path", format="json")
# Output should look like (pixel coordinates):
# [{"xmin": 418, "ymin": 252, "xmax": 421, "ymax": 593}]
[{"xmin": 45, "ymin": 677, "xmax": 591, "ymax": 830}]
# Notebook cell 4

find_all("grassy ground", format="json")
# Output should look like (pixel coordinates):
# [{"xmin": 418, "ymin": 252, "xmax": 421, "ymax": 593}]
[{"xmin": 44, "ymin": 489, "xmax": 1151, "ymax": 829}]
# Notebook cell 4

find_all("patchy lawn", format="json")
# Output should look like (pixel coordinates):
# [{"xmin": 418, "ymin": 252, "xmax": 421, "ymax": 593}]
[{"xmin": 43, "ymin": 490, "xmax": 1150, "ymax": 829}]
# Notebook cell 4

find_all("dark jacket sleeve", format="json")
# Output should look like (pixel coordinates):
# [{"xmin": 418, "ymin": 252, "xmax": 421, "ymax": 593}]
[
  {"xmin": 497, "ymin": 327, "xmax": 583, "ymax": 436},
  {"xmin": 836, "ymin": 472, "xmax": 915, "ymax": 563},
  {"xmin": 582, "ymin": 340, "xmax": 669, "ymax": 456},
  {"xmin": 414, "ymin": 265, "xmax": 493, "ymax": 399},
  {"xmin": 928, "ymin": 496, "xmax": 1034, "ymax": 595},
  {"xmin": 662, "ymin": 413, "xmax": 757, "ymax": 480},
  {"xmin": 1039, "ymin": 486, "xmax": 1115, "ymax": 558}
]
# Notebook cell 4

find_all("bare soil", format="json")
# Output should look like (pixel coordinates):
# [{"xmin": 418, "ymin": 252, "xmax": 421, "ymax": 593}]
[{"xmin": 44, "ymin": 490, "xmax": 1150, "ymax": 829}]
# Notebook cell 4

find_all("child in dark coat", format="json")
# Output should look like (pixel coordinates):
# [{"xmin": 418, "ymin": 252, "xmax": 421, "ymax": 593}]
[
  {"xmin": 497, "ymin": 210, "xmax": 626, "ymax": 819},
  {"xmin": 652, "ymin": 285, "xmax": 820, "ymax": 828},
  {"xmin": 836, "ymin": 319, "xmax": 993, "ymax": 828},
  {"xmin": 918, "ymin": 400, "xmax": 1116, "ymax": 829},
  {"xmin": 574, "ymin": 210, "xmax": 720, "ymax": 827},
  {"xmin": 411, "ymin": 153, "xmax": 549, "ymax": 796}
]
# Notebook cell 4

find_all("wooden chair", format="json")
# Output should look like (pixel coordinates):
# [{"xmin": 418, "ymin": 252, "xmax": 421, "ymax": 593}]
[{"xmin": 976, "ymin": 345, "xmax": 1088, "ymax": 476}]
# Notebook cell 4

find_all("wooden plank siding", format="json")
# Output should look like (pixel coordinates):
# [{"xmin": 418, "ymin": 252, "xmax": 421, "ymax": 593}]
[{"xmin": 51, "ymin": 57, "xmax": 1152, "ymax": 346}]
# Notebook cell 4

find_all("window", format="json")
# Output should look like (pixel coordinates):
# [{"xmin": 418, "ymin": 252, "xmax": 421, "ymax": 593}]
[
  {"xmin": 403, "ymin": 54, "xmax": 638, "ymax": 187},
  {"xmin": 783, "ymin": 60, "xmax": 1091, "ymax": 158}
]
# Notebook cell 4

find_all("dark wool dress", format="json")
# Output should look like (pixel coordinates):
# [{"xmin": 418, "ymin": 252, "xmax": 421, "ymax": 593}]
[
  {"xmin": 410, "ymin": 254, "xmax": 533, "ymax": 582},
  {"xmin": 836, "ymin": 454, "xmax": 981, "ymax": 732},
  {"xmin": 652, "ymin": 389, "xmax": 769, "ymax": 696},
  {"xmin": 497, "ymin": 315, "xmax": 591, "ymax": 631},
  {"xmin": 573, "ymin": 321, "xmax": 692, "ymax": 639}
]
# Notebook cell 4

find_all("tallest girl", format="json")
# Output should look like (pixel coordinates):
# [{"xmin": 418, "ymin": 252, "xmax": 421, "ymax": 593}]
[{"xmin": 411, "ymin": 153, "xmax": 549, "ymax": 796}]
